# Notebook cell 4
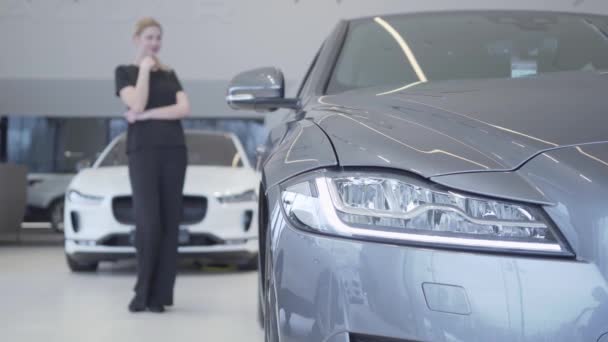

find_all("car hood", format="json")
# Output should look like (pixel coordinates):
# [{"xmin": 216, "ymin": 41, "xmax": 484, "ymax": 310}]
[
  {"xmin": 68, "ymin": 166, "xmax": 259, "ymax": 197},
  {"xmin": 314, "ymin": 71, "xmax": 608, "ymax": 177}
]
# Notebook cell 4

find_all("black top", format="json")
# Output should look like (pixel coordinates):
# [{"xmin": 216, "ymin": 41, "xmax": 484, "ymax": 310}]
[{"xmin": 115, "ymin": 65, "xmax": 186, "ymax": 152}]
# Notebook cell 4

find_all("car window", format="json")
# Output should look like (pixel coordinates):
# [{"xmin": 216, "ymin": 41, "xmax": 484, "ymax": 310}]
[
  {"xmin": 98, "ymin": 133, "xmax": 244, "ymax": 168},
  {"xmin": 326, "ymin": 12, "xmax": 608, "ymax": 94}
]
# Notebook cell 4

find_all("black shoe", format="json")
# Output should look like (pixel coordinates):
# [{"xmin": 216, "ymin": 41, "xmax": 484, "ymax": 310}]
[
  {"xmin": 147, "ymin": 304, "xmax": 165, "ymax": 313},
  {"xmin": 128, "ymin": 298, "xmax": 146, "ymax": 313}
]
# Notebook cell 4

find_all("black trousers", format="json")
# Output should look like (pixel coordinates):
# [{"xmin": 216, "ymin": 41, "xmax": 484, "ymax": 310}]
[{"xmin": 128, "ymin": 147, "xmax": 187, "ymax": 306}]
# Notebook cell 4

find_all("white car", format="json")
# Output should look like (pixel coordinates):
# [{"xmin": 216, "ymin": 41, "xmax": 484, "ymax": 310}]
[
  {"xmin": 25, "ymin": 173, "xmax": 74, "ymax": 232},
  {"xmin": 64, "ymin": 130, "xmax": 259, "ymax": 272}
]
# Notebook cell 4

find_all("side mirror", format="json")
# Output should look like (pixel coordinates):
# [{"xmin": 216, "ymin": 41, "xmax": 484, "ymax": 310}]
[{"xmin": 226, "ymin": 67, "xmax": 299, "ymax": 112}]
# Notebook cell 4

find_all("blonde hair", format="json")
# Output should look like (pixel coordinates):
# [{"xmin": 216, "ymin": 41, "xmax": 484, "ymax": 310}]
[
  {"xmin": 134, "ymin": 17, "xmax": 162, "ymax": 37},
  {"xmin": 133, "ymin": 17, "xmax": 170, "ymax": 71}
]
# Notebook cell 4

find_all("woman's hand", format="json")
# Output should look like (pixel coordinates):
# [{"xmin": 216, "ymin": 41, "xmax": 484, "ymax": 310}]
[
  {"xmin": 124, "ymin": 110, "xmax": 140, "ymax": 123},
  {"xmin": 124, "ymin": 110, "xmax": 153, "ymax": 123},
  {"xmin": 140, "ymin": 56, "xmax": 157, "ymax": 71}
]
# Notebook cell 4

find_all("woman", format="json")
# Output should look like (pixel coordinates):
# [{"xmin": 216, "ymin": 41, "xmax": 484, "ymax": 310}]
[{"xmin": 114, "ymin": 17, "xmax": 190, "ymax": 313}]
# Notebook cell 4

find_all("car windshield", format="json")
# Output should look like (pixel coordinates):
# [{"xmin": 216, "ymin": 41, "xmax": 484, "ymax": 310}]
[
  {"xmin": 326, "ymin": 11, "xmax": 608, "ymax": 94},
  {"xmin": 98, "ymin": 132, "xmax": 245, "ymax": 168}
]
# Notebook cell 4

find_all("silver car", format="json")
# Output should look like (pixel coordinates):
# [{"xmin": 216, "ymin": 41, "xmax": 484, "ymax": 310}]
[{"xmin": 228, "ymin": 10, "xmax": 608, "ymax": 342}]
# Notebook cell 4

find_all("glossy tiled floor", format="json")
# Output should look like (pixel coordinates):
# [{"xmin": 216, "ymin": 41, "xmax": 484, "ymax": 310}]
[{"xmin": 0, "ymin": 229, "xmax": 263, "ymax": 342}]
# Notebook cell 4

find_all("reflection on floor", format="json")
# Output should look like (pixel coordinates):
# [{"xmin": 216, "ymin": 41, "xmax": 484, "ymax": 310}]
[{"xmin": 0, "ymin": 229, "xmax": 263, "ymax": 342}]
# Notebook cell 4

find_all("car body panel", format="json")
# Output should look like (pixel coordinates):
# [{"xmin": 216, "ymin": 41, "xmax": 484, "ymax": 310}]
[
  {"xmin": 68, "ymin": 166, "xmax": 258, "ymax": 200},
  {"xmin": 26, "ymin": 173, "xmax": 73, "ymax": 208},
  {"xmin": 517, "ymin": 142, "xmax": 608, "ymax": 265},
  {"xmin": 261, "ymin": 119, "xmax": 337, "ymax": 192},
  {"xmin": 314, "ymin": 72, "xmax": 608, "ymax": 177},
  {"xmin": 271, "ymin": 215, "xmax": 607, "ymax": 342}
]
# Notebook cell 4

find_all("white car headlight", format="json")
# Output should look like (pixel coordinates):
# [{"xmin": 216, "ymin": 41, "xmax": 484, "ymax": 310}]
[
  {"xmin": 215, "ymin": 189, "xmax": 257, "ymax": 204},
  {"xmin": 67, "ymin": 190, "xmax": 104, "ymax": 205},
  {"xmin": 281, "ymin": 171, "xmax": 572, "ymax": 256}
]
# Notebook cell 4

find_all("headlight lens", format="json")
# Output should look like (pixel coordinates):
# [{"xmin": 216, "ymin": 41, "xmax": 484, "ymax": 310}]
[
  {"xmin": 216, "ymin": 189, "xmax": 257, "ymax": 204},
  {"xmin": 67, "ymin": 190, "xmax": 104, "ymax": 205},
  {"xmin": 281, "ymin": 172, "xmax": 571, "ymax": 256}
]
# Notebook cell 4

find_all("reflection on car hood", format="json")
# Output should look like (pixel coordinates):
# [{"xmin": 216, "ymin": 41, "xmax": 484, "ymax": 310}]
[
  {"xmin": 68, "ymin": 166, "xmax": 259, "ymax": 196},
  {"xmin": 314, "ymin": 71, "xmax": 608, "ymax": 177}
]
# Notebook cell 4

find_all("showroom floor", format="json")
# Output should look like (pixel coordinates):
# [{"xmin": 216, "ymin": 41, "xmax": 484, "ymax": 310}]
[{"xmin": 0, "ymin": 229, "xmax": 263, "ymax": 342}]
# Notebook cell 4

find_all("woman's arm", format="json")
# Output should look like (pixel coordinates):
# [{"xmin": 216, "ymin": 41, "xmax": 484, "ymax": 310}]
[
  {"xmin": 118, "ymin": 58, "xmax": 156, "ymax": 112},
  {"xmin": 137, "ymin": 91, "xmax": 191, "ymax": 120}
]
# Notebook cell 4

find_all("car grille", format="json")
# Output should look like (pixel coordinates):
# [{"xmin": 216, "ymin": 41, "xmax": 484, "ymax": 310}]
[
  {"xmin": 112, "ymin": 196, "xmax": 207, "ymax": 225},
  {"xmin": 98, "ymin": 232, "xmax": 223, "ymax": 247}
]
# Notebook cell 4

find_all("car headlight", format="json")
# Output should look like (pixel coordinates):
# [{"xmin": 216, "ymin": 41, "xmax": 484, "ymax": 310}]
[
  {"xmin": 67, "ymin": 190, "xmax": 104, "ymax": 205},
  {"xmin": 281, "ymin": 171, "xmax": 572, "ymax": 256},
  {"xmin": 215, "ymin": 189, "xmax": 257, "ymax": 204}
]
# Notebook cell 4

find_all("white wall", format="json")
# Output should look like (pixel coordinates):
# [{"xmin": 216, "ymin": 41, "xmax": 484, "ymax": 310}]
[
  {"xmin": 1, "ymin": 0, "xmax": 607, "ymax": 118},
  {"xmin": 1, "ymin": 0, "xmax": 608, "ymax": 82}
]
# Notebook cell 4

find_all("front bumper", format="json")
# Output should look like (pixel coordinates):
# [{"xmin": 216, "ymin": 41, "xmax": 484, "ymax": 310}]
[
  {"xmin": 272, "ymin": 222, "xmax": 608, "ymax": 342},
  {"xmin": 64, "ymin": 192, "xmax": 259, "ymax": 264},
  {"xmin": 65, "ymin": 238, "xmax": 258, "ymax": 264}
]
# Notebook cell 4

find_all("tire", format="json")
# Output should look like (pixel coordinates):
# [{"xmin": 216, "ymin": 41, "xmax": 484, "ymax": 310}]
[
  {"xmin": 66, "ymin": 254, "xmax": 98, "ymax": 272},
  {"xmin": 50, "ymin": 199, "xmax": 65, "ymax": 233}
]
